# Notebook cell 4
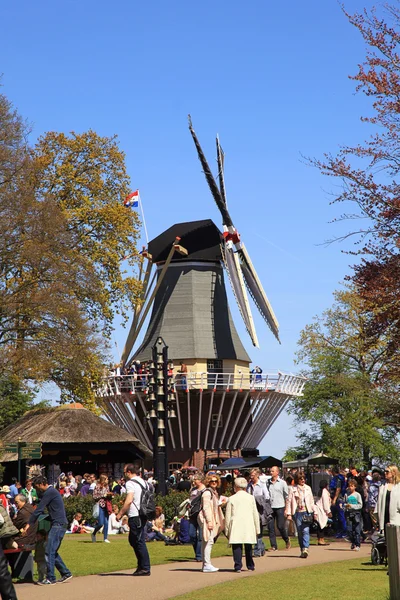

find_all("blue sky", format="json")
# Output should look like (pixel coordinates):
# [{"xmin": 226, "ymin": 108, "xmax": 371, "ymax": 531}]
[{"xmin": 1, "ymin": 0, "xmax": 375, "ymax": 458}]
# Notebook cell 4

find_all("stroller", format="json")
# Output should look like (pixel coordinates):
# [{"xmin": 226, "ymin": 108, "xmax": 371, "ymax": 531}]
[{"xmin": 370, "ymin": 531, "xmax": 387, "ymax": 566}]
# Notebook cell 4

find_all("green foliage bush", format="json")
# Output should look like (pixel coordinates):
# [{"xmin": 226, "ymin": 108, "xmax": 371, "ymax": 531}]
[
  {"xmin": 155, "ymin": 491, "xmax": 190, "ymax": 523},
  {"xmin": 63, "ymin": 494, "xmax": 126, "ymax": 526},
  {"xmin": 63, "ymin": 490, "xmax": 197, "ymax": 527}
]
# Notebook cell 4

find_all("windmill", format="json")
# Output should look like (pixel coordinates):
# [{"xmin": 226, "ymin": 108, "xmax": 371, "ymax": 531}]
[{"xmin": 97, "ymin": 119, "xmax": 305, "ymax": 470}]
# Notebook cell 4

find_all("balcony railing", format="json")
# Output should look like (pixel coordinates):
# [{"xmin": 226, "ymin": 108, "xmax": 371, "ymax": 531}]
[{"xmin": 96, "ymin": 371, "xmax": 306, "ymax": 397}]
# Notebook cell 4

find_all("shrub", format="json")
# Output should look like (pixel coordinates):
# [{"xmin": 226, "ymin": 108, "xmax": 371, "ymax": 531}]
[
  {"xmin": 63, "ymin": 494, "xmax": 126, "ymax": 526},
  {"xmin": 155, "ymin": 490, "xmax": 190, "ymax": 524}
]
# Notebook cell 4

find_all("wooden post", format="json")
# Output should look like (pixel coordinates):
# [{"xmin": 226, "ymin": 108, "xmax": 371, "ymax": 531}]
[{"xmin": 387, "ymin": 524, "xmax": 400, "ymax": 599}]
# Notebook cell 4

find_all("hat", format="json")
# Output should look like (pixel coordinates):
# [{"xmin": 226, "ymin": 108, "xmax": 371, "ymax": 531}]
[{"xmin": 0, "ymin": 485, "xmax": 10, "ymax": 493}]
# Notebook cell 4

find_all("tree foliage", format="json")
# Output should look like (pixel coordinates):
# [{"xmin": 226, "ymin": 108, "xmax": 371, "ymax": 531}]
[
  {"xmin": 0, "ymin": 375, "xmax": 41, "ymax": 431},
  {"xmin": 290, "ymin": 288, "xmax": 400, "ymax": 467},
  {"xmin": 0, "ymin": 90, "xmax": 141, "ymax": 407},
  {"xmin": 312, "ymin": 5, "xmax": 400, "ymax": 387}
]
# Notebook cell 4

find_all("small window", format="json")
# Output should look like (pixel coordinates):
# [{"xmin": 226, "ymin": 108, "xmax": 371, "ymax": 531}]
[
  {"xmin": 212, "ymin": 414, "xmax": 223, "ymax": 428},
  {"xmin": 169, "ymin": 462, "xmax": 183, "ymax": 474}
]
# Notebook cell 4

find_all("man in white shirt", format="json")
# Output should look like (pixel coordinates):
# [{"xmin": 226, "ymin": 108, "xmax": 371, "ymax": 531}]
[
  {"xmin": 247, "ymin": 468, "xmax": 270, "ymax": 556},
  {"xmin": 117, "ymin": 464, "xmax": 151, "ymax": 576}
]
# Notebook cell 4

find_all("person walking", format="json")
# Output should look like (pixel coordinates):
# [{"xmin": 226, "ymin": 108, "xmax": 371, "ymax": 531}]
[
  {"xmin": 225, "ymin": 477, "xmax": 260, "ymax": 573},
  {"xmin": 27, "ymin": 475, "xmax": 72, "ymax": 585},
  {"xmin": 92, "ymin": 474, "xmax": 113, "ymax": 543},
  {"xmin": 188, "ymin": 473, "xmax": 206, "ymax": 561},
  {"xmin": 344, "ymin": 479, "xmax": 363, "ymax": 551},
  {"xmin": 329, "ymin": 466, "xmax": 347, "ymax": 538},
  {"xmin": 375, "ymin": 465, "xmax": 400, "ymax": 533},
  {"xmin": 246, "ymin": 468, "xmax": 270, "ymax": 556},
  {"xmin": 117, "ymin": 464, "xmax": 151, "ymax": 576},
  {"xmin": 287, "ymin": 472, "xmax": 316, "ymax": 559},
  {"xmin": 267, "ymin": 465, "xmax": 290, "ymax": 551},
  {"xmin": 368, "ymin": 471, "xmax": 382, "ymax": 531},
  {"xmin": 315, "ymin": 480, "xmax": 332, "ymax": 546},
  {"xmin": 198, "ymin": 474, "xmax": 225, "ymax": 573}
]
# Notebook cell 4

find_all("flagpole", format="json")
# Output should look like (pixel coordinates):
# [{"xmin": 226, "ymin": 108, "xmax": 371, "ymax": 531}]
[{"xmin": 138, "ymin": 190, "xmax": 149, "ymax": 245}]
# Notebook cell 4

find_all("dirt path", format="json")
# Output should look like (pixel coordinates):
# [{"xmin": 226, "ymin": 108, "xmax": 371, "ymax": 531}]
[{"xmin": 15, "ymin": 542, "xmax": 370, "ymax": 600}]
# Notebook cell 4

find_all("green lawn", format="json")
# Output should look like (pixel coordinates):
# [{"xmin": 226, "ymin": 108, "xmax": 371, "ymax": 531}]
[
  {"xmin": 172, "ymin": 558, "xmax": 390, "ymax": 600},
  {"xmin": 28, "ymin": 533, "xmax": 297, "ymax": 578}
]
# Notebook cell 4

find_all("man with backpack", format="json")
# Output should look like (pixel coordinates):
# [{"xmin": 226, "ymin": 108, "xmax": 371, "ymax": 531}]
[
  {"xmin": 329, "ymin": 466, "xmax": 347, "ymax": 538},
  {"xmin": 188, "ymin": 473, "xmax": 206, "ymax": 561},
  {"xmin": 117, "ymin": 464, "xmax": 155, "ymax": 576}
]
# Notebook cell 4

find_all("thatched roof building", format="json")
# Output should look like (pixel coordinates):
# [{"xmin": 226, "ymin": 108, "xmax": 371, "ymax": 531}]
[{"xmin": 0, "ymin": 404, "xmax": 151, "ymax": 479}]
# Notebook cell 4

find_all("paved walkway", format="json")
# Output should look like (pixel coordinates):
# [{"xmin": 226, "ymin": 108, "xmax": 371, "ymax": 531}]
[{"xmin": 15, "ymin": 542, "xmax": 369, "ymax": 600}]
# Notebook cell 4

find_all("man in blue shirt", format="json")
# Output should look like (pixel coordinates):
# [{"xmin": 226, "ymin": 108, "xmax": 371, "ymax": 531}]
[
  {"xmin": 329, "ymin": 466, "xmax": 347, "ymax": 538},
  {"xmin": 9, "ymin": 477, "xmax": 21, "ymax": 503},
  {"xmin": 26, "ymin": 476, "xmax": 72, "ymax": 585}
]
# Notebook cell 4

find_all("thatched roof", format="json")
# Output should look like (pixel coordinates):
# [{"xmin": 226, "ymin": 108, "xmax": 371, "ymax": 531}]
[{"xmin": 0, "ymin": 404, "xmax": 151, "ymax": 460}]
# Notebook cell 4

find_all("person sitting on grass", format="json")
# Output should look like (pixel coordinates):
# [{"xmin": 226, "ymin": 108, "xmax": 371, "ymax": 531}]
[{"xmin": 70, "ymin": 512, "xmax": 94, "ymax": 534}]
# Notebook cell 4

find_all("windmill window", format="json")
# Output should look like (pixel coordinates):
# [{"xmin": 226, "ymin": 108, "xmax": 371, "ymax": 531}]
[{"xmin": 212, "ymin": 414, "xmax": 223, "ymax": 428}]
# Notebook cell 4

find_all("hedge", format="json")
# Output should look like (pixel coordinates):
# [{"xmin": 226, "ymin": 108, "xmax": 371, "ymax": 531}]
[{"xmin": 63, "ymin": 490, "xmax": 190, "ymax": 526}]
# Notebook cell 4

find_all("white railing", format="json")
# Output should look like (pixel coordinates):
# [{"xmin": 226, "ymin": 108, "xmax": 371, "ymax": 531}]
[{"xmin": 96, "ymin": 371, "xmax": 306, "ymax": 397}]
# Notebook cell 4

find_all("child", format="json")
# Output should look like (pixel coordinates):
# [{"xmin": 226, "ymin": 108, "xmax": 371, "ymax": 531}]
[
  {"xmin": 35, "ymin": 530, "xmax": 47, "ymax": 583},
  {"xmin": 120, "ymin": 516, "xmax": 129, "ymax": 534},
  {"xmin": 344, "ymin": 479, "xmax": 363, "ymax": 551},
  {"xmin": 70, "ymin": 512, "xmax": 94, "ymax": 534}
]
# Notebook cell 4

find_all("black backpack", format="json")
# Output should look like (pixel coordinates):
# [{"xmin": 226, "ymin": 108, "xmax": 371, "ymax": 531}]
[
  {"xmin": 189, "ymin": 488, "xmax": 210, "ymax": 519},
  {"xmin": 132, "ymin": 480, "xmax": 156, "ymax": 521}
]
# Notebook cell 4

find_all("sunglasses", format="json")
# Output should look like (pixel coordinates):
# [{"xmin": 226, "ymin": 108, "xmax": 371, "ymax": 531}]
[
  {"xmin": 385, "ymin": 470, "xmax": 391, "ymax": 474},
  {"xmin": 210, "ymin": 479, "xmax": 218, "ymax": 483}
]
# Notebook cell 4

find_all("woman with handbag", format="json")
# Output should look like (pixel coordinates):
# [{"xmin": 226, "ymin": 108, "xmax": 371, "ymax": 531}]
[
  {"xmin": 198, "ymin": 474, "xmax": 225, "ymax": 573},
  {"xmin": 287, "ymin": 472, "xmax": 316, "ymax": 558},
  {"xmin": 92, "ymin": 474, "xmax": 113, "ymax": 544}
]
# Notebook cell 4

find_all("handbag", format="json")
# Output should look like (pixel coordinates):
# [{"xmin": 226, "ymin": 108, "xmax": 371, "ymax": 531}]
[
  {"xmin": 301, "ymin": 513, "xmax": 314, "ymax": 525},
  {"xmin": 92, "ymin": 502, "xmax": 100, "ymax": 519}
]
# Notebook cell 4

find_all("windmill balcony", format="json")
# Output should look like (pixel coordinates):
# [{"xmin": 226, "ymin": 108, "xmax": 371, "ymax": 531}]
[{"xmin": 96, "ymin": 371, "xmax": 306, "ymax": 397}]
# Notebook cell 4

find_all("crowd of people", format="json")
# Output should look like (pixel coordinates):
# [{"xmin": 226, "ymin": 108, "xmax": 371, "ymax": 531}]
[{"xmin": 0, "ymin": 461, "xmax": 398, "ymax": 597}]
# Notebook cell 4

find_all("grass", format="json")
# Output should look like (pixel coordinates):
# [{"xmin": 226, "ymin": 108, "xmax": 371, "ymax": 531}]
[
  {"xmin": 172, "ymin": 558, "xmax": 390, "ymax": 600},
  {"xmin": 26, "ymin": 533, "xmax": 297, "ymax": 578}
]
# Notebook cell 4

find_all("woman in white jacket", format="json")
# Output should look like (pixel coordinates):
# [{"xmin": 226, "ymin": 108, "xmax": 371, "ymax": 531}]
[
  {"xmin": 225, "ymin": 477, "xmax": 260, "ymax": 573},
  {"xmin": 375, "ymin": 465, "xmax": 400, "ymax": 533},
  {"xmin": 315, "ymin": 480, "xmax": 331, "ymax": 546}
]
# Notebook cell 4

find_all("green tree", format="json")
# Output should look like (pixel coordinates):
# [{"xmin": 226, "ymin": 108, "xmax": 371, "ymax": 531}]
[
  {"xmin": 0, "ymin": 375, "xmax": 41, "ymax": 431},
  {"xmin": 0, "ymin": 92, "xmax": 141, "ymax": 407},
  {"xmin": 290, "ymin": 288, "xmax": 400, "ymax": 467}
]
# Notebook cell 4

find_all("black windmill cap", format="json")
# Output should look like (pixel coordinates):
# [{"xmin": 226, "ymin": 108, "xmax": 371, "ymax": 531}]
[{"xmin": 148, "ymin": 219, "xmax": 222, "ymax": 263}]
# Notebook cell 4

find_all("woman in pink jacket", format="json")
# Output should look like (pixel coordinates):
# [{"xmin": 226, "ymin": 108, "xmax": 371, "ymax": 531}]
[
  {"xmin": 198, "ymin": 474, "xmax": 225, "ymax": 573},
  {"xmin": 287, "ymin": 472, "xmax": 316, "ymax": 558}
]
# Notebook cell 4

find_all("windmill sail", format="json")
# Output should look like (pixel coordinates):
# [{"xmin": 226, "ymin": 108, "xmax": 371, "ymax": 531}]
[
  {"xmin": 238, "ymin": 244, "xmax": 280, "ymax": 342},
  {"xmin": 216, "ymin": 135, "xmax": 227, "ymax": 207},
  {"xmin": 189, "ymin": 118, "xmax": 280, "ymax": 345},
  {"xmin": 221, "ymin": 243, "xmax": 259, "ymax": 347},
  {"xmin": 188, "ymin": 116, "xmax": 232, "ymax": 227}
]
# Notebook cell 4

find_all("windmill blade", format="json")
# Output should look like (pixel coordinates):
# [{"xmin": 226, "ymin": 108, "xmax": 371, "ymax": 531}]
[
  {"xmin": 237, "ymin": 243, "xmax": 280, "ymax": 343},
  {"xmin": 221, "ymin": 243, "xmax": 259, "ymax": 347},
  {"xmin": 216, "ymin": 135, "xmax": 227, "ymax": 207},
  {"xmin": 188, "ymin": 115, "xmax": 233, "ymax": 227}
]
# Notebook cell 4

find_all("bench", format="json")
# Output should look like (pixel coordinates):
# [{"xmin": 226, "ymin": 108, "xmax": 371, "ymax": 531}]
[{"xmin": 4, "ymin": 547, "xmax": 34, "ymax": 581}]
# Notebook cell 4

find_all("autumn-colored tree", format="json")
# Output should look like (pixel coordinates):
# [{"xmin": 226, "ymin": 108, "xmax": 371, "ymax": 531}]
[
  {"xmin": 312, "ymin": 5, "xmax": 400, "ymax": 387},
  {"xmin": 289, "ymin": 289, "xmax": 400, "ymax": 467},
  {"xmin": 0, "ymin": 91, "xmax": 141, "ymax": 407}
]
